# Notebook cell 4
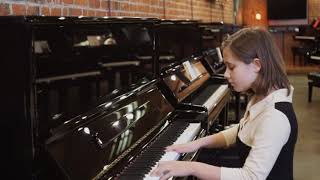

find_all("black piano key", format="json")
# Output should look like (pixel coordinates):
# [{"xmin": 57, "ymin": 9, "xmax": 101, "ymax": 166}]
[{"xmin": 119, "ymin": 121, "xmax": 190, "ymax": 178}]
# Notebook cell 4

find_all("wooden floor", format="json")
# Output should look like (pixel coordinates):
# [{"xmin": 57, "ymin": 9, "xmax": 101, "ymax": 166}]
[{"xmin": 289, "ymin": 75, "xmax": 320, "ymax": 180}]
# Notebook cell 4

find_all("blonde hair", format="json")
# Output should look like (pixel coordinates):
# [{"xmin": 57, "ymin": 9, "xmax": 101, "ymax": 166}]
[{"xmin": 221, "ymin": 27, "xmax": 290, "ymax": 96}]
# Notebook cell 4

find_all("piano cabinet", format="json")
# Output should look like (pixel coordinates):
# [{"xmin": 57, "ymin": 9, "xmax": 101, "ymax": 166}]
[
  {"xmin": 0, "ymin": 16, "xmax": 231, "ymax": 179},
  {"xmin": 160, "ymin": 55, "xmax": 231, "ymax": 135},
  {"xmin": 0, "ymin": 16, "xmax": 161, "ymax": 179}
]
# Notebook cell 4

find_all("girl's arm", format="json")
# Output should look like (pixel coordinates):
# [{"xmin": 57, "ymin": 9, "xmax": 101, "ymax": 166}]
[{"xmin": 166, "ymin": 124, "xmax": 239, "ymax": 153}]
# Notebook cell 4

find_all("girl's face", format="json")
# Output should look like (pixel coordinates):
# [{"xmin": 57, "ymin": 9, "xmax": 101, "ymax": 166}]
[{"xmin": 223, "ymin": 47, "xmax": 260, "ymax": 93}]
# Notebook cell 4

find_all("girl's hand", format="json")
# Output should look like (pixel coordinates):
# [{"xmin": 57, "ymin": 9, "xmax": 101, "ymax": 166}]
[
  {"xmin": 165, "ymin": 141, "xmax": 200, "ymax": 153},
  {"xmin": 150, "ymin": 161, "xmax": 194, "ymax": 180}
]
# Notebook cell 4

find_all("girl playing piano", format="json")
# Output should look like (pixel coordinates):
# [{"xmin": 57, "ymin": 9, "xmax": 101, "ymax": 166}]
[{"xmin": 151, "ymin": 27, "xmax": 298, "ymax": 180}]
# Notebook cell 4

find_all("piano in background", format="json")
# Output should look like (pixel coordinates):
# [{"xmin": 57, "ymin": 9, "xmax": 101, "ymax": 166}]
[
  {"xmin": 199, "ymin": 22, "xmax": 241, "ymax": 50},
  {"xmin": 305, "ymin": 18, "xmax": 320, "ymax": 65},
  {"xmin": 198, "ymin": 22, "xmax": 226, "ymax": 79},
  {"xmin": 293, "ymin": 20, "xmax": 320, "ymax": 65},
  {"xmin": 145, "ymin": 19, "xmax": 203, "ymax": 76},
  {"xmin": 160, "ymin": 55, "xmax": 230, "ymax": 134},
  {"xmin": 306, "ymin": 37, "xmax": 320, "ymax": 64},
  {"xmin": 199, "ymin": 22, "xmax": 225, "ymax": 51},
  {"xmin": 202, "ymin": 48, "xmax": 225, "ymax": 75},
  {"xmin": 307, "ymin": 50, "xmax": 320, "ymax": 64},
  {"xmin": 0, "ymin": 16, "xmax": 162, "ymax": 179}
]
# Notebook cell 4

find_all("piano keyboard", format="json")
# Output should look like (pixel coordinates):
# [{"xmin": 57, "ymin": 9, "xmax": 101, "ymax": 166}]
[
  {"xmin": 310, "ymin": 55, "xmax": 320, "ymax": 61},
  {"xmin": 294, "ymin": 35, "xmax": 316, "ymax": 40},
  {"xmin": 119, "ymin": 122, "xmax": 201, "ymax": 180},
  {"xmin": 203, "ymin": 84, "xmax": 229, "ymax": 112}
]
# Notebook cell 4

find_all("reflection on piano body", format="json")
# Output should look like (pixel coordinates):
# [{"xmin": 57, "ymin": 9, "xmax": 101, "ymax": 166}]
[
  {"xmin": 0, "ymin": 16, "xmax": 162, "ymax": 179},
  {"xmin": 160, "ymin": 55, "xmax": 230, "ymax": 133},
  {"xmin": 156, "ymin": 20, "xmax": 202, "ymax": 73},
  {"xmin": 131, "ymin": 19, "xmax": 202, "ymax": 77},
  {"xmin": 199, "ymin": 22, "xmax": 225, "ymax": 50},
  {"xmin": 46, "ymin": 80, "xmax": 206, "ymax": 179},
  {"xmin": 1, "ymin": 16, "xmax": 231, "ymax": 180},
  {"xmin": 202, "ymin": 48, "xmax": 225, "ymax": 75}
]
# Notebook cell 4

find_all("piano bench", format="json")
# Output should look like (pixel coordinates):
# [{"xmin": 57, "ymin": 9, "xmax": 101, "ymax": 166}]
[{"xmin": 308, "ymin": 72, "xmax": 320, "ymax": 102}]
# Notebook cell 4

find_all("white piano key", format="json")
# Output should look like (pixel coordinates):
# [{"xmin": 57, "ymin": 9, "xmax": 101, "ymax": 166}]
[
  {"xmin": 143, "ymin": 123, "xmax": 201, "ymax": 180},
  {"xmin": 203, "ymin": 84, "xmax": 228, "ymax": 112},
  {"xmin": 295, "ymin": 35, "xmax": 316, "ymax": 40},
  {"xmin": 310, "ymin": 55, "xmax": 320, "ymax": 60}
]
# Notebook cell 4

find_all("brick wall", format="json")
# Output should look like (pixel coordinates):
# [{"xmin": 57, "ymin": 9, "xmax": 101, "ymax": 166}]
[{"xmin": 0, "ymin": 0, "xmax": 234, "ymax": 23}]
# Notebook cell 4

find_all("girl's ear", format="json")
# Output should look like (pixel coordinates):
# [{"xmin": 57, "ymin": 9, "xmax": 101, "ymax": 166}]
[{"xmin": 252, "ymin": 58, "xmax": 262, "ymax": 73}]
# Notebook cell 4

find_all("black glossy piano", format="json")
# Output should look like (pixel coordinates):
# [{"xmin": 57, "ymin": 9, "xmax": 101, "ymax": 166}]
[
  {"xmin": 156, "ymin": 19, "xmax": 203, "ymax": 73},
  {"xmin": 201, "ymin": 48, "xmax": 225, "ymax": 75},
  {"xmin": 46, "ymin": 79, "xmax": 207, "ymax": 180},
  {"xmin": 292, "ymin": 23, "xmax": 320, "ymax": 65},
  {"xmin": 304, "ymin": 21, "xmax": 320, "ymax": 64},
  {"xmin": 199, "ymin": 22, "xmax": 225, "ymax": 51},
  {"xmin": 1, "ymin": 16, "xmax": 211, "ymax": 180},
  {"xmin": 306, "ymin": 47, "xmax": 320, "ymax": 64},
  {"xmin": 0, "ymin": 16, "xmax": 160, "ymax": 179},
  {"xmin": 159, "ymin": 55, "xmax": 230, "ymax": 134},
  {"xmin": 132, "ymin": 19, "xmax": 203, "ymax": 77}
]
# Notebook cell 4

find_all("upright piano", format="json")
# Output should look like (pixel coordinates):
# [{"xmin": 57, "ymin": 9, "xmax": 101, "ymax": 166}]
[
  {"xmin": 160, "ymin": 55, "xmax": 230, "ymax": 134},
  {"xmin": 199, "ymin": 22, "xmax": 225, "ymax": 51},
  {"xmin": 202, "ymin": 48, "xmax": 225, "ymax": 75},
  {"xmin": 45, "ymin": 79, "xmax": 206, "ymax": 180},
  {"xmin": 1, "ymin": 16, "xmax": 230, "ymax": 179},
  {"xmin": 157, "ymin": 20, "xmax": 202, "ymax": 74},
  {"xmin": 131, "ymin": 19, "xmax": 203, "ymax": 78},
  {"xmin": 0, "ymin": 15, "xmax": 214, "ymax": 180},
  {"xmin": 0, "ymin": 16, "xmax": 161, "ymax": 179}
]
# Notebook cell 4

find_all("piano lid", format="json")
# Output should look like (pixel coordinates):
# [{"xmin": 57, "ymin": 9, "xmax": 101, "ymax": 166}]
[
  {"xmin": 45, "ymin": 80, "xmax": 174, "ymax": 180},
  {"xmin": 155, "ymin": 19, "xmax": 202, "ymax": 67},
  {"xmin": 161, "ymin": 56, "xmax": 210, "ymax": 104},
  {"xmin": 31, "ymin": 17, "xmax": 158, "ymax": 137},
  {"xmin": 0, "ymin": 16, "xmax": 159, "ymax": 25},
  {"xmin": 32, "ymin": 19, "xmax": 155, "ymax": 78}
]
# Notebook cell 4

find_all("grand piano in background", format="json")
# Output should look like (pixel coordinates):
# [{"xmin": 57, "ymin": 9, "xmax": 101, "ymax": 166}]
[
  {"xmin": 304, "ymin": 18, "xmax": 320, "ymax": 64},
  {"xmin": 159, "ymin": 55, "xmax": 230, "ymax": 134},
  {"xmin": 0, "ymin": 16, "xmax": 162, "ymax": 179},
  {"xmin": 292, "ymin": 19, "xmax": 320, "ymax": 65}
]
